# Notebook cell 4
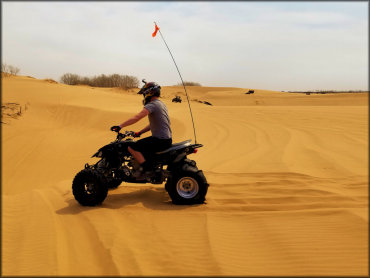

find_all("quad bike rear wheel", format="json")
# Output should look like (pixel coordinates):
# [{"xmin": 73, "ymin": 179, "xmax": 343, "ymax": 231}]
[
  {"xmin": 166, "ymin": 170, "xmax": 208, "ymax": 205},
  {"xmin": 72, "ymin": 169, "xmax": 108, "ymax": 206}
]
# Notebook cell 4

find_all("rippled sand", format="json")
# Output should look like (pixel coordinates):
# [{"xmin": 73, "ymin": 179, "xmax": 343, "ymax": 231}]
[{"xmin": 2, "ymin": 76, "xmax": 368, "ymax": 276}]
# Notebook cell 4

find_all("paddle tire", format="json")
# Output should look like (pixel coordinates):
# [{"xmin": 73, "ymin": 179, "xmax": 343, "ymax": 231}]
[
  {"xmin": 72, "ymin": 169, "xmax": 108, "ymax": 206},
  {"xmin": 166, "ymin": 170, "xmax": 208, "ymax": 205}
]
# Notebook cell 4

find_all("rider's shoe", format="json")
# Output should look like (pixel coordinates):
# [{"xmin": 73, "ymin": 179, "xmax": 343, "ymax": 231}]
[
  {"xmin": 133, "ymin": 168, "xmax": 154, "ymax": 179},
  {"xmin": 132, "ymin": 161, "xmax": 153, "ymax": 178},
  {"xmin": 132, "ymin": 167, "xmax": 145, "ymax": 178}
]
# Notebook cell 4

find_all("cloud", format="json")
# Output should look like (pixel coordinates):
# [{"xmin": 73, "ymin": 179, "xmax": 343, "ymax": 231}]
[{"xmin": 2, "ymin": 2, "xmax": 368, "ymax": 91}]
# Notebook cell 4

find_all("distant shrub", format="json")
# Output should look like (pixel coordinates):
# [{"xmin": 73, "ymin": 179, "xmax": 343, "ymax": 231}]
[
  {"xmin": 176, "ymin": 81, "xmax": 201, "ymax": 86},
  {"xmin": 60, "ymin": 73, "xmax": 80, "ymax": 85},
  {"xmin": 120, "ymin": 75, "xmax": 139, "ymax": 90},
  {"xmin": 60, "ymin": 73, "xmax": 139, "ymax": 89},
  {"xmin": 2, "ymin": 63, "xmax": 20, "ymax": 76}
]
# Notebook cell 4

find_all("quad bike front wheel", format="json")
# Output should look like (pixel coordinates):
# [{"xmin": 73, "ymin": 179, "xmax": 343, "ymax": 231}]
[
  {"xmin": 166, "ymin": 170, "xmax": 208, "ymax": 205},
  {"xmin": 72, "ymin": 169, "xmax": 108, "ymax": 206}
]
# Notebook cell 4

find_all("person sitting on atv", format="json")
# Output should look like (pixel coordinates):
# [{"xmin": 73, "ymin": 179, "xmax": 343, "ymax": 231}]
[{"xmin": 110, "ymin": 81, "xmax": 172, "ymax": 176}]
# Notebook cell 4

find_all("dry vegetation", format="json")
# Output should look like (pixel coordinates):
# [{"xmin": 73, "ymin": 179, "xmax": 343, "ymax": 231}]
[
  {"xmin": 2, "ymin": 63, "xmax": 20, "ymax": 77},
  {"xmin": 60, "ymin": 73, "xmax": 139, "ymax": 89},
  {"xmin": 1, "ymin": 102, "xmax": 29, "ymax": 124},
  {"xmin": 175, "ymin": 81, "xmax": 202, "ymax": 86}
]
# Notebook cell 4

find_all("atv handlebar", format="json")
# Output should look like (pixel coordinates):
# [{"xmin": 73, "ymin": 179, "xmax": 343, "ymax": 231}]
[{"xmin": 115, "ymin": 130, "xmax": 135, "ymax": 141}]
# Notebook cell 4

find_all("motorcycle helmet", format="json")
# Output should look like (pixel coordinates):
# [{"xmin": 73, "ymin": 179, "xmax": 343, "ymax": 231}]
[{"xmin": 138, "ymin": 80, "xmax": 161, "ymax": 105}]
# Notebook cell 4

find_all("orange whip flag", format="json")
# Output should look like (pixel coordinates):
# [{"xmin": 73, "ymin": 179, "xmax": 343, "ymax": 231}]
[
  {"xmin": 151, "ymin": 21, "xmax": 198, "ymax": 143},
  {"xmin": 152, "ymin": 23, "xmax": 159, "ymax": 37}
]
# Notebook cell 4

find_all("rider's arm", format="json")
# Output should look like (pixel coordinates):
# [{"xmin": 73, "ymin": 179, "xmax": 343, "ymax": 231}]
[
  {"xmin": 119, "ymin": 108, "xmax": 149, "ymax": 129},
  {"xmin": 139, "ymin": 125, "xmax": 151, "ymax": 134}
]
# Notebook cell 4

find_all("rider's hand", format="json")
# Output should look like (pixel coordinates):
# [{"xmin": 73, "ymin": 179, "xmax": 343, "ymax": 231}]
[
  {"xmin": 134, "ymin": 131, "xmax": 142, "ymax": 138},
  {"xmin": 110, "ymin": 125, "xmax": 121, "ymax": 132}
]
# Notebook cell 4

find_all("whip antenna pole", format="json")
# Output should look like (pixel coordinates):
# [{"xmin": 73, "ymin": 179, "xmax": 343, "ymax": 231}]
[{"xmin": 153, "ymin": 22, "xmax": 197, "ymax": 144}]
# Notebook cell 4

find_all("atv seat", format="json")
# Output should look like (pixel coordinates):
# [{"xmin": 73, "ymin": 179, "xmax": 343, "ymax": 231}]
[{"xmin": 155, "ymin": 140, "xmax": 192, "ymax": 155}]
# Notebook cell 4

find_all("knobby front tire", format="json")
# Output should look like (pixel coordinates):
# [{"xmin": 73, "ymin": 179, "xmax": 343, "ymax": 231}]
[{"xmin": 72, "ymin": 169, "xmax": 108, "ymax": 206}]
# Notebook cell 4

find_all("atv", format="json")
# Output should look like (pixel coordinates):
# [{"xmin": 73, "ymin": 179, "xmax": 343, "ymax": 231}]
[
  {"xmin": 72, "ymin": 130, "xmax": 209, "ymax": 206},
  {"xmin": 172, "ymin": 95, "xmax": 182, "ymax": 103}
]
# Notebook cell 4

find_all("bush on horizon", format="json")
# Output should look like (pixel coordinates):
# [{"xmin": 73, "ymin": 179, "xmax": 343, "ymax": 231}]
[
  {"xmin": 60, "ymin": 73, "xmax": 139, "ymax": 89},
  {"xmin": 2, "ymin": 63, "xmax": 20, "ymax": 77},
  {"xmin": 175, "ymin": 81, "xmax": 201, "ymax": 86}
]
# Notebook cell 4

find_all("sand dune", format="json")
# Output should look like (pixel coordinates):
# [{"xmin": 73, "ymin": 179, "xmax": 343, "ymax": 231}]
[{"xmin": 2, "ymin": 75, "xmax": 368, "ymax": 276}]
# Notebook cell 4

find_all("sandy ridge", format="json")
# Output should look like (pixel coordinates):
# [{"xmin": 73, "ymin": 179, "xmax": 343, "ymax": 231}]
[{"xmin": 2, "ymin": 76, "xmax": 368, "ymax": 276}]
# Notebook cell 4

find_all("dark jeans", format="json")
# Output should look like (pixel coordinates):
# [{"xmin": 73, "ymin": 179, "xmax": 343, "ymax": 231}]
[{"xmin": 131, "ymin": 136, "xmax": 172, "ymax": 161}]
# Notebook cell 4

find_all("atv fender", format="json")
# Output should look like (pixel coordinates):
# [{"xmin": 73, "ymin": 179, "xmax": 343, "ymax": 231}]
[
  {"xmin": 169, "ymin": 157, "xmax": 195, "ymax": 171},
  {"xmin": 173, "ymin": 153, "xmax": 186, "ymax": 164},
  {"xmin": 180, "ymin": 160, "xmax": 208, "ymax": 186},
  {"xmin": 165, "ymin": 162, "xmax": 209, "ymax": 193},
  {"xmin": 167, "ymin": 158, "xmax": 204, "ymax": 182},
  {"xmin": 181, "ymin": 162, "xmax": 198, "ymax": 173}
]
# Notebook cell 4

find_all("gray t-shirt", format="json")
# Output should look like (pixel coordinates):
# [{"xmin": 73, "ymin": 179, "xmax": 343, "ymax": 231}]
[{"xmin": 144, "ymin": 99, "xmax": 172, "ymax": 139}]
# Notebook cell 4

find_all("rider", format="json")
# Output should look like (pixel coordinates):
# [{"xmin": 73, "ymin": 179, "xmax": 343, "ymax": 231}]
[{"xmin": 110, "ymin": 81, "xmax": 172, "ymax": 176}]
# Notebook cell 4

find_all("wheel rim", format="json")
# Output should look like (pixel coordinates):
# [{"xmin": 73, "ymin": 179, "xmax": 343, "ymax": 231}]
[
  {"xmin": 176, "ymin": 177, "xmax": 199, "ymax": 199},
  {"xmin": 84, "ymin": 182, "xmax": 96, "ymax": 195}
]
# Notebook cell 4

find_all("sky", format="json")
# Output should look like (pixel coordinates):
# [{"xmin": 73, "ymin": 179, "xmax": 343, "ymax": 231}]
[{"xmin": 2, "ymin": 1, "xmax": 368, "ymax": 91}]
